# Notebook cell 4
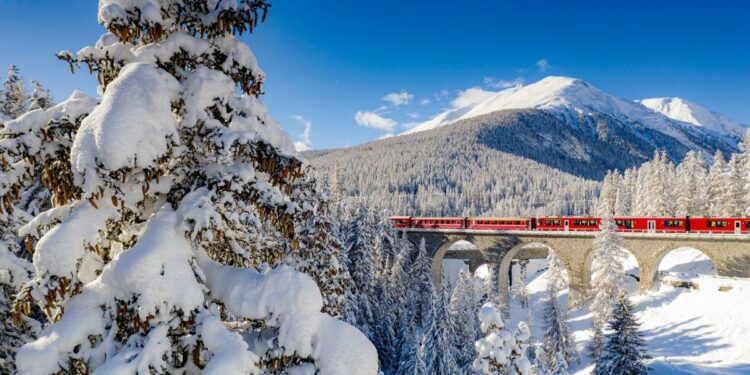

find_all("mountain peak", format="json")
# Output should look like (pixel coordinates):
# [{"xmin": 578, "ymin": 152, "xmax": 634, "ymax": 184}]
[{"xmin": 640, "ymin": 97, "xmax": 747, "ymax": 139}]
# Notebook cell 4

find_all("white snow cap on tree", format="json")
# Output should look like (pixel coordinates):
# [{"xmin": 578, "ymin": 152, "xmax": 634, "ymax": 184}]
[{"xmin": 473, "ymin": 302, "xmax": 531, "ymax": 375}]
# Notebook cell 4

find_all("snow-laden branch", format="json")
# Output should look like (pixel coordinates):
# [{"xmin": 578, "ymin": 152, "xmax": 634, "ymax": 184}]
[{"xmin": 197, "ymin": 253, "xmax": 378, "ymax": 375}]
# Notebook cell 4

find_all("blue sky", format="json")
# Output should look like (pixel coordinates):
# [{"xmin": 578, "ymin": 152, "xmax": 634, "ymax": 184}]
[{"xmin": 1, "ymin": 0, "xmax": 749, "ymax": 149}]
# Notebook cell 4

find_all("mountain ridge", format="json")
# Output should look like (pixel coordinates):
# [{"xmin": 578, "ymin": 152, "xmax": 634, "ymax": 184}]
[{"xmin": 405, "ymin": 76, "xmax": 746, "ymax": 151}]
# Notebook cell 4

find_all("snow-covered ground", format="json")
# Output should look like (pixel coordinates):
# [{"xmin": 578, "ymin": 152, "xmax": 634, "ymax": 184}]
[{"xmin": 447, "ymin": 247, "xmax": 750, "ymax": 374}]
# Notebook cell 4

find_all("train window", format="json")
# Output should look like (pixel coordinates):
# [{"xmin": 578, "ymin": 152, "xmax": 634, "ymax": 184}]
[
  {"xmin": 574, "ymin": 220, "xmax": 597, "ymax": 226},
  {"xmin": 664, "ymin": 220, "xmax": 684, "ymax": 227},
  {"xmin": 615, "ymin": 220, "xmax": 634, "ymax": 229},
  {"xmin": 746, "ymin": 221, "xmax": 750, "ymax": 228},
  {"xmin": 708, "ymin": 220, "xmax": 728, "ymax": 228},
  {"xmin": 545, "ymin": 219, "xmax": 561, "ymax": 226}
]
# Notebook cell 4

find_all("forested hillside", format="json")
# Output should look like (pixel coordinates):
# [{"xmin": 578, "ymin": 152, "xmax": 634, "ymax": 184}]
[{"xmin": 308, "ymin": 109, "xmax": 605, "ymax": 216}]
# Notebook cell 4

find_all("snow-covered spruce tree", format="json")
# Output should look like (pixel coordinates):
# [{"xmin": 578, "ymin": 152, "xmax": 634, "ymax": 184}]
[
  {"xmin": 511, "ymin": 321, "xmax": 532, "ymax": 375},
  {"xmin": 724, "ymin": 153, "xmax": 745, "ymax": 217},
  {"xmin": 674, "ymin": 151, "xmax": 707, "ymax": 217},
  {"xmin": 473, "ymin": 302, "xmax": 531, "ymax": 375},
  {"xmin": 450, "ymin": 269, "xmax": 481, "ymax": 371},
  {"xmin": 343, "ymin": 204, "xmax": 378, "ymax": 339},
  {"xmin": 615, "ymin": 168, "xmax": 635, "ymax": 216},
  {"xmin": 390, "ymin": 238, "xmax": 421, "ymax": 375},
  {"xmin": 421, "ymin": 279, "xmax": 461, "ymax": 375},
  {"xmin": 2, "ymin": 65, "xmax": 28, "ymax": 120},
  {"xmin": 0, "ymin": 91, "xmax": 98, "ymax": 372},
  {"xmin": 13, "ymin": 2, "xmax": 375, "ymax": 374},
  {"xmin": 412, "ymin": 237, "xmax": 436, "ymax": 328},
  {"xmin": 370, "ymin": 235, "xmax": 398, "ymax": 371},
  {"xmin": 473, "ymin": 302, "xmax": 511, "ymax": 374},
  {"xmin": 28, "ymin": 80, "xmax": 54, "ymax": 112},
  {"xmin": 589, "ymin": 214, "xmax": 627, "ymax": 360},
  {"xmin": 707, "ymin": 150, "xmax": 727, "ymax": 216},
  {"xmin": 594, "ymin": 295, "xmax": 650, "ymax": 375},
  {"xmin": 595, "ymin": 170, "xmax": 619, "ymax": 216},
  {"xmin": 0, "ymin": 232, "xmax": 33, "ymax": 372},
  {"xmin": 541, "ymin": 250, "xmax": 577, "ymax": 373}
]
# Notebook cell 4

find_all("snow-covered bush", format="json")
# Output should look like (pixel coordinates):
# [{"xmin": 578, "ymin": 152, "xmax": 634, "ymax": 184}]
[{"xmin": 11, "ymin": 1, "xmax": 374, "ymax": 373}]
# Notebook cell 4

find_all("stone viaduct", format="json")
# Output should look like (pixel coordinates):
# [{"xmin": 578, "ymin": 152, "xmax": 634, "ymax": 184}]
[{"xmin": 404, "ymin": 229, "xmax": 750, "ymax": 308}]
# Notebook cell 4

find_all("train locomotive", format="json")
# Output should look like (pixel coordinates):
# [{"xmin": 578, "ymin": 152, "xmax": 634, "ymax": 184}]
[{"xmin": 389, "ymin": 216, "xmax": 750, "ymax": 234}]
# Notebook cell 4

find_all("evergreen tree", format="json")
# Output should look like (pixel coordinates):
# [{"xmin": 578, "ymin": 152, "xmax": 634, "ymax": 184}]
[
  {"xmin": 473, "ymin": 302, "xmax": 532, "ymax": 375},
  {"xmin": 1, "ymin": 65, "xmax": 27, "ymax": 119},
  {"xmin": 12, "ymin": 2, "xmax": 375, "ymax": 373},
  {"xmin": 28, "ymin": 80, "xmax": 54, "ymax": 111},
  {"xmin": 0, "ymin": 210, "xmax": 36, "ymax": 373},
  {"xmin": 533, "ymin": 346, "xmax": 551, "ymax": 375},
  {"xmin": 412, "ymin": 238, "xmax": 436, "ymax": 328},
  {"xmin": 594, "ymin": 295, "xmax": 650, "ymax": 375},
  {"xmin": 422, "ymin": 280, "xmax": 461, "ymax": 375},
  {"xmin": 511, "ymin": 321, "xmax": 532, "ymax": 375},
  {"xmin": 450, "ymin": 269, "xmax": 481, "ymax": 371},
  {"xmin": 473, "ymin": 302, "xmax": 511, "ymax": 374},
  {"xmin": 390, "ymin": 237, "xmax": 418, "ymax": 374},
  {"xmin": 615, "ymin": 168, "xmax": 635, "ymax": 216},
  {"xmin": 0, "ymin": 91, "xmax": 98, "ymax": 372},
  {"xmin": 707, "ymin": 150, "xmax": 727, "ymax": 216},
  {"xmin": 675, "ymin": 151, "xmax": 707, "ymax": 216},
  {"xmin": 596, "ymin": 171, "xmax": 619, "ymax": 216},
  {"xmin": 541, "ymin": 250, "xmax": 577, "ymax": 372},
  {"xmin": 724, "ymin": 154, "xmax": 745, "ymax": 217},
  {"xmin": 345, "ymin": 206, "xmax": 379, "ymax": 338},
  {"xmin": 589, "ymin": 215, "xmax": 627, "ymax": 360}
]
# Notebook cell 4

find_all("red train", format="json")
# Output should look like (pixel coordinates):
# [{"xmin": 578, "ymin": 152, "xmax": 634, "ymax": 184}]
[{"xmin": 389, "ymin": 216, "xmax": 750, "ymax": 234}]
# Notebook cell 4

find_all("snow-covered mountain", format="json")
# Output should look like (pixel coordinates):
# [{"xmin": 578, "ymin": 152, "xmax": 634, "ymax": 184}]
[
  {"xmin": 307, "ymin": 77, "xmax": 742, "ymax": 217},
  {"xmin": 406, "ymin": 76, "xmax": 745, "ymax": 150},
  {"xmin": 640, "ymin": 97, "xmax": 747, "ymax": 142}
]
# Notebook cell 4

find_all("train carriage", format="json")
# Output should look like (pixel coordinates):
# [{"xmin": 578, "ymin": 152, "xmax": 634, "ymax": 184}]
[
  {"xmin": 536, "ymin": 217, "xmax": 600, "ymax": 231},
  {"xmin": 466, "ymin": 218, "xmax": 532, "ymax": 230},
  {"xmin": 614, "ymin": 217, "xmax": 687, "ymax": 233},
  {"xmin": 689, "ymin": 217, "xmax": 750, "ymax": 234},
  {"xmin": 409, "ymin": 217, "xmax": 464, "ymax": 229}
]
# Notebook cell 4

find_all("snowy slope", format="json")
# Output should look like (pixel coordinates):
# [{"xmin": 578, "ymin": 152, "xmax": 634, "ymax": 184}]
[
  {"xmin": 406, "ymin": 76, "xmax": 745, "ymax": 149},
  {"xmin": 449, "ymin": 248, "xmax": 750, "ymax": 374},
  {"xmin": 641, "ymin": 97, "xmax": 747, "ymax": 141}
]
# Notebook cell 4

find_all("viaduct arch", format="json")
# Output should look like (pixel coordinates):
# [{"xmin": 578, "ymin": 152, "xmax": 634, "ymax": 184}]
[{"xmin": 405, "ymin": 229, "xmax": 750, "ymax": 309}]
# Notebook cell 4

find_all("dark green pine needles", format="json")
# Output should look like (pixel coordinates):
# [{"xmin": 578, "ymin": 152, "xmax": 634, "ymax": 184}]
[{"xmin": 595, "ymin": 295, "xmax": 651, "ymax": 375}]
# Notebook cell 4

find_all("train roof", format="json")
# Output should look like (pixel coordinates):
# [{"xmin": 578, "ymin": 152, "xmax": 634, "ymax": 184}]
[
  {"xmin": 409, "ymin": 216, "xmax": 465, "ymax": 220},
  {"xmin": 467, "ymin": 217, "xmax": 531, "ymax": 220}
]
